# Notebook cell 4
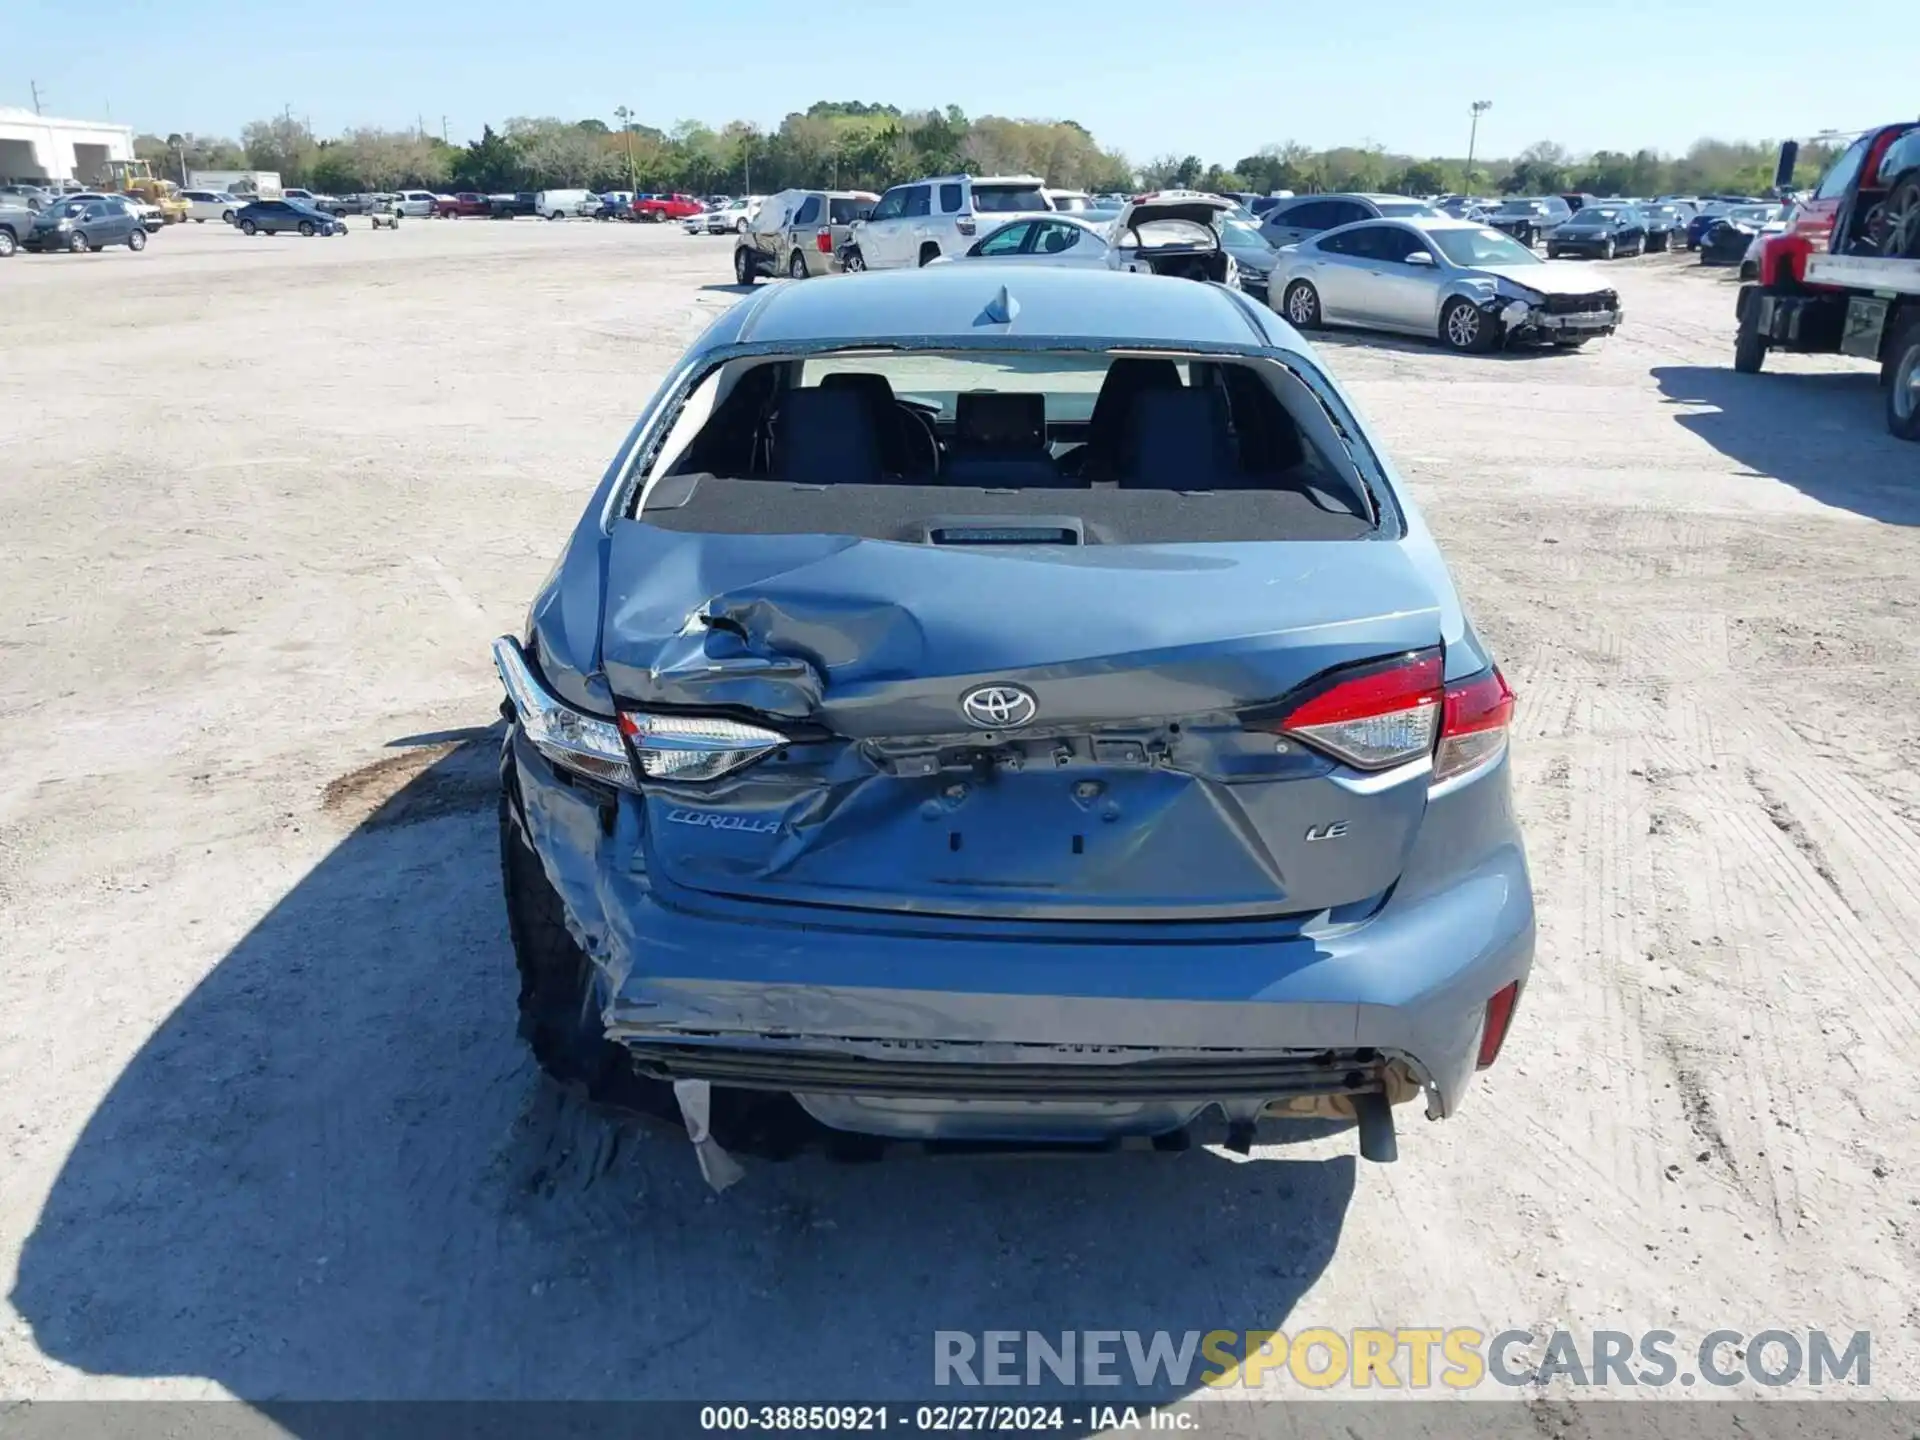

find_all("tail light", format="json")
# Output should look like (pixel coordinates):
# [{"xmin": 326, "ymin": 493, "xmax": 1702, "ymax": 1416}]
[
  {"xmin": 1262, "ymin": 649, "xmax": 1442, "ymax": 770},
  {"xmin": 956, "ymin": 216, "xmax": 976, "ymax": 237},
  {"xmin": 816, "ymin": 226, "xmax": 833, "ymax": 254},
  {"xmin": 493, "ymin": 636, "xmax": 636, "ymax": 790},
  {"xmin": 1477, "ymin": 980, "xmax": 1521, "ymax": 1068},
  {"xmin": 1433, "ymin": 666, "xmax": 1514, "ymax": 784},
  {"xmin": 617, "ymin": 711, "xmax": 786, "ymax": 782}
]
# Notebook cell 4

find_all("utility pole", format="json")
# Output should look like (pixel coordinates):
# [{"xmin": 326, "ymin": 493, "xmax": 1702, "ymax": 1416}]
[
  {"xmin": 441, "ymin": 115, "xmax": 449, "ymax": 145},
  {"xmin": 1466, "ymin": 100, "xmax": 1492, "ymax": 190},
  {"xmin": 614, "ymin": 106, "xmax": 637, "ymax": 189},
  {"xmin": 30, "ymin": 80, "xmax": 44, "ymax": 115}
]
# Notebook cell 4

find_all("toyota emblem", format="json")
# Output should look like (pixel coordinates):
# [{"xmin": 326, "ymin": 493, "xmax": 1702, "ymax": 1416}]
[{"xmin": 960, "ymin": 684, "xmax": 1038, "ymax": 730}]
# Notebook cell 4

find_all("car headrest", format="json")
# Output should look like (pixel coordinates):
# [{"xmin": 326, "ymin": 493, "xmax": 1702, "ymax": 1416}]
[
  {"xmin": 1117, "ymin": 387, "xmax": 1237, "ymax": 489},
  {"xmin": 773, "ymin": 386, "xmax": 884, "ymax": 485},
  {"xmin": 818, "ymin": 371, "xmax": 899, "ymax": 408}
]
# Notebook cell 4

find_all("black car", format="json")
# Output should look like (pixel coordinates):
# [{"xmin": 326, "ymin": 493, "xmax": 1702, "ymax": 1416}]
[
  {"xmin": 1545, "ymin": 204, "xmax": 1648, "ymax": 259},
  {"xmin": 1640, "ymin": 203, "xmax": 1688, "ymax": 252},
  {"xmin": 488, "ymin": 192, "xmax": 538, "ymax": 219},
  {"xmin": 24, "ymin": 195, "xmax": 146, "ymax": 253},
  {"xmin": 233, "ymin": 199, "xmax": 346, "ymax": 236},
  {"xmin": 1699, "ymin": 207, "xmax": 1783, "ymax": 268}
]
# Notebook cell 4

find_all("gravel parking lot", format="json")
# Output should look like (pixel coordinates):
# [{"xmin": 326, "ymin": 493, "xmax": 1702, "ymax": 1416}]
[{"xmin": 2, "ymin": 219, "xmax": 1917, "ymax": 1408}]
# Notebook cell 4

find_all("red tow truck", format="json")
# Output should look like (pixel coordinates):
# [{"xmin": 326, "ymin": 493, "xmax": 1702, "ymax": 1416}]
[{"xmin": 1734, "ymin": 124, "xmax": 1920, "ymax": 440}]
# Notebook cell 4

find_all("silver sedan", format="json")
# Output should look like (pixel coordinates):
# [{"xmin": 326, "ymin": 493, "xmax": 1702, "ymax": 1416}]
[{"xmin": 1269, "ymin": 216, "xmax": 1625, "ymax": 353}]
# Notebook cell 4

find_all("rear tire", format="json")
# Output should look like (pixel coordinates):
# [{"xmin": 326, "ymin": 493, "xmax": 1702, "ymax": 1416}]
[
  {"xmin": 842, "ymin": 247, "xmax": 866, "ymax": 273},
  {"xmin": 1281, "ymin": 279, "xmax": 1322, "ymax": 329},
  {"xmin": 298, "ymin": 220, "xmax": 315, "ymax": 237},
  {"xmin": 1880, "ymin": 176, "xmax": 1920, "ymax": 260},
  {"xmin": 1600, "ymin": 237, "xmax": 1616, "ymax": 260},
  {"xmin": 1441, "ymin": 296, "xmax": 1499, "ymax": 353},
  {"xmin": 127, "ymin": 227, "xmax": 146, "ymax": 251},
  {"xmin": 222, "ymin": 209, "xmax": 235, "ymax": 224},
  {"xmin": 240, "ymin": 219, "xmax": 257, "ymax": 235},
  {"xmin": 0, "ymin": 231, "xmax": 14, "ymax": 259},
  {"xmin": 500, "ymin": 772, "xmax": 650, "ymax": 1110},
  {"xmin": 735, "ymin": 217, "xmax": 748, "ymax": 234},
  {"xmin": 789, "ymin": 250, "xmax": 809, "ymax": 280},
  {"xmin": 734, "ymin": 246, "xmax": 758, "ymax": 286},
  {"xmin": 1885, "ymin": 317, "xmax": 1920, "ymax": 441},
  {"xmin": 1733, "ymin": 308, "xmax": 1768, "ymax": 374}
]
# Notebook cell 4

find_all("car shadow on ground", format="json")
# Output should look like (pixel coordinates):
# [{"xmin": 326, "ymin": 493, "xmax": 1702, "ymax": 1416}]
[
  {"xmin": 1651, "ymin": 364, "xmax": 1920, "ymax": 525},
  {"xmin": 10, "ymin": 736, "xmax": 1356, "ymax": 1422},
  {"xmin": 1307, "ymin": 328, "xmax": 1591, "ymax": 362}
]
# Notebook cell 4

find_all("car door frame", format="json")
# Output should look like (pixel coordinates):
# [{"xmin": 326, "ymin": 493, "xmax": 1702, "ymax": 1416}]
[
  {"xmin": 860, "ymin": 185, "xmax": 910, "ymax": 267},
  {"xmin": 1028, "ymin": 217, "xmax": 1105, "ymax": 266},
  {"xmin": 1356, "ymin": 223, "xmax": 1447, "ymax": 332},
  {"xmin": 967, "ymin": 218, "xmax": 1038, "ymax": 261},
  {"xmin": 1297, "ymin": 225, "xmax": 1369, "ymax": 321}
]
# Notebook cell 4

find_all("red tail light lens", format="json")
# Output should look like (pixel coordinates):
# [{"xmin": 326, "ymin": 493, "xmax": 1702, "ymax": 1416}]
[
  {"xmin": 816, "ymin": 226, "xmax": 833, "ymax": 253},
  {"xmin": 1477, "ymin": 980, "xmax": 1521, "ymax": 1069},
  {"xmin": 1434, "ymin": 666, "xmax": 1514, "ymax": 784},
  {"xmin": 1266, "ymin": 649, "xmax": 1442, "ymax": 770}
]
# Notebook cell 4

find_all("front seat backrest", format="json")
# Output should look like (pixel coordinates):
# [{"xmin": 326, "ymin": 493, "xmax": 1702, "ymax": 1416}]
[
  {"xmin": 1079, "ymin": 358, "xmax": 1183, "ymax": 480},
  {"xmin": 772, "ymin": 386, "xmax": 884, "ymax": 485},
  {"xmin": 1117, "ymin": 387, "xmax": 1237, "ymax": 489},
  {"xmin": 818, "ymin": 371, "xmax": 937, "ymax": 478}
]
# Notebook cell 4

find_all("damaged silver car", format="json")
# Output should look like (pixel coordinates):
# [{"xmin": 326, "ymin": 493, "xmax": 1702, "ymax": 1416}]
[
  {"xmin": 1271, "ymin": 215, "xmax": 1623, "ymax": 352},
  {"xmin": 494, "ymin": 265, "xmax": 1534, "ymax": 1182}
]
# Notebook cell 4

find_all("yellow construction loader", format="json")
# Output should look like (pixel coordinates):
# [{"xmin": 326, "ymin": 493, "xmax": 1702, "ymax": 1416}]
[{"xmin": 98, "ymin": 159, "xmax": 189, "ymax": 225}]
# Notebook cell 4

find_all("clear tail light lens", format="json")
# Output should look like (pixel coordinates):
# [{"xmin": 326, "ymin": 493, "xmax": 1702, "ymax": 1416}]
[
  {"xmin": 617, "ymin": 712, "xmax": 786, "ymax": 782},
  {"xmin": 1433, "ymin": 666, "xmax": 1514, "ymax": 784},
  {"xmin": 1266, "ymin": 649, "xmax": 1443, "ymax": 770},
  {"xmin": 492, "ymin": 636, "xmax": 636, "ymax": 790}
]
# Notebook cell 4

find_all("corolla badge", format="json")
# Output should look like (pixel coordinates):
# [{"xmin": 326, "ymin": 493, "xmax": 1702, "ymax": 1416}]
[
  {"xmin": 665, "ymin": 808, "xmax": 780, "ymax": 835},
  {"xmin": 961, "ymin": 684, "xmax": 1038, "ymax": 730}
]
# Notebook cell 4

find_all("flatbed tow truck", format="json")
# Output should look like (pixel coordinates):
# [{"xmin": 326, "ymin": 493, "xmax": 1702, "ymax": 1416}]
[{"xmin": 1733, "ymin": 126, "xmax": 1920, "ymax": 441}]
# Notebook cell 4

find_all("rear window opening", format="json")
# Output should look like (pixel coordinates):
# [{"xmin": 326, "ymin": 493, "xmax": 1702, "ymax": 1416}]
[
  {"xmin": 630, "ymin": 349, "xmax": 1387, "ymax": 546},
  {"xmin": 972, "ymin": 185, "xmax": 1050, "ymax": 213}
]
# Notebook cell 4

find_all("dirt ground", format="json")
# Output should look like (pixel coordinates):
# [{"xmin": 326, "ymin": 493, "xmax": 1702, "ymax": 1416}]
[{"xmin": 1, "ymin": 219, "xmax": 1916, "ymax": 1414}]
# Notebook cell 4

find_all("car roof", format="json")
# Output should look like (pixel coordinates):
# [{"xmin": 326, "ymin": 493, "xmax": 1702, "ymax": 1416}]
[{"xmin": 713, "ymin": 265, "xmax": 1272, "ymax": 347}]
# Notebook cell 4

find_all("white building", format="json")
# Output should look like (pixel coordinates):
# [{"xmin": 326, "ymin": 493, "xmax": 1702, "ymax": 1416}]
[{"xmin": 0, "ymin": 106, "xmax": 137, "ymax": 185}]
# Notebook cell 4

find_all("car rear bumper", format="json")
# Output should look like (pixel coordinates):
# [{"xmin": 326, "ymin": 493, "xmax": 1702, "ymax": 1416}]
[{"xmin": 507, "ymin": 730, "xmax": 1536, "ymax": 1144}]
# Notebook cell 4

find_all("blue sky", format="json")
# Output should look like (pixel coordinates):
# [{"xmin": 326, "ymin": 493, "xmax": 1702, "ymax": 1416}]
[{"xmin": 8, "ymin": 0, "xmax": 1909, "ymax": 161}]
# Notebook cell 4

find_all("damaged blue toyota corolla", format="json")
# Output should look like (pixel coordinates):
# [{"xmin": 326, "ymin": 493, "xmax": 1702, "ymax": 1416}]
[{"xmin": 494, "ymin": 265, "xmax": 1533, "ymax": 1184}]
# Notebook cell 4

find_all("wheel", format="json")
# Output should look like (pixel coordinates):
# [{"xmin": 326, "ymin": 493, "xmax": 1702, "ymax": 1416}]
[
  {"xmin": 127, "ymin": 227, "xmax": 146, "ymax": 251},
  {"xmin": 733, "ymin": 246, "xmax": 758, "ymax": 286},
  {"xmin": 842, "ymin": 247, "xmax": 866, "ymax": 273},
  {"xmin": 789, "ymin": 250, "xmax": 809, "ymax": 280},
  {"xmin": 298, "ymin": 220, "xmax": 315, "ymax": 237},
  {"xmin": 1282, "ymin": 280, "xmax": 1323, "ymax": 330},
  {"xmin": 0, "ymin": 230, "xmax": 14, "ymax": 259},
  {"xmin": 500, "ymin": 772, "xmax": 655, "ymax": 1112},
  {"xmin": 239, "ymin": 218, "xmax": 257, "ymax": 236},
  {"xmin": 1733, "ymin": 308, "xmax": 1768, "ymax": 374},
  {"xmin": 68, "ymin": 230, "xmax": 89, "ymax": 252},
  {"xmin": 1441, "ymin": 296, "xmax": 1499, "ymax": 353},
  {"xmin": 193, "ymin": 217, "xmax": 205, "ymax": 224},
  {"xmin": 917, "ymin": 242, "xmax": 941, "ymax": 267},
  {"xmin": 1600, "ymin": 237, "xmax": 1616, "ymax": 260},
  {"xmin": 222, "ymin": 210, "xmax": 235, "ymax": 224},
  {"xmin": 1886, "ymin": 319, "xmax": 1920, "ymax": 441},
  {"xmin": 548, "ymin": 211, "xmax": 564, "ymax": 221},
  {"xmin": 735, "ymin": 217, "xmax": 748, "ymax": 234},
  {"xmin": 1881, "ymin": 176, "xmax": 1920, "ymax": 259}
]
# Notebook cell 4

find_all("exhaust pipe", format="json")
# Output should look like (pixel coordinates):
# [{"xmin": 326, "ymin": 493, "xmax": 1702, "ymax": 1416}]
[{"xmin": 1354, "ymin": 1091, "xmax": 1398, "ymax": 1164}]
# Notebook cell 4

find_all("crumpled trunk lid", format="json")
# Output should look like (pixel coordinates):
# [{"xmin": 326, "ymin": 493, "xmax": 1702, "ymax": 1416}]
[{"xmin": 602, "ymin": 522, "xmax": 1443, "ymax": 921}]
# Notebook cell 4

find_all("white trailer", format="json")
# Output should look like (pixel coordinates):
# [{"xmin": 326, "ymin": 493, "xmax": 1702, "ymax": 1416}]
[{"xmin": 187, "ymin": 169, "xmax": 282, "ymax": 199}]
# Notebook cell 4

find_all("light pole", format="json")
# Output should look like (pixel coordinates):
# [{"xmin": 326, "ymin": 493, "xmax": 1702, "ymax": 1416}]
[
  {"xmin": 614, "ymin": 106, "xmax": 637, "ymax": 190},
  {"xmin": 1466, "ymin": 100, "xmax": 1492, "ymax": 190}
]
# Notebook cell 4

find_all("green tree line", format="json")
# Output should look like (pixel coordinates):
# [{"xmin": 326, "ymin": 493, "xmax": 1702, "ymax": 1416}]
[{"xmin": 137, "ymin": 106, "xmax": 1835, "ymax": 200}]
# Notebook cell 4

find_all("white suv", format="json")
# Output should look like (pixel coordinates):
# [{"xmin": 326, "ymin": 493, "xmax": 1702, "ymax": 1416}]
[{"xmin": 846, "ymin": 174, "xmax": 1053, "ymax": 270}]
